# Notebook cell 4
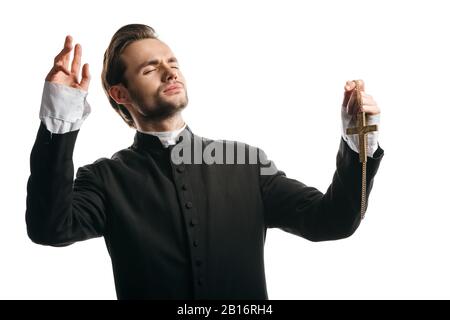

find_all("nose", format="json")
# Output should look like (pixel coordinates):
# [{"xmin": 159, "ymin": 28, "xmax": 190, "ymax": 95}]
[{"xmin": 163, "ymin": 65, "xmax": 178, "ymax": 82}]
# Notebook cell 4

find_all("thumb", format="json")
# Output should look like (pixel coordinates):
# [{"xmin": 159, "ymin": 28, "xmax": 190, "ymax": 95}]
[
  {"xmin": 342, "ymin": 80, "xmax": 355, "ymax": 107},
  {"xmin": 342, "ymin": 79, "xmax": 365, "ymax": 107}
]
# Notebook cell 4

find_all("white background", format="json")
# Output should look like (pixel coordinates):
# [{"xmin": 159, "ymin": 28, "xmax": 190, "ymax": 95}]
[{"xmin": 0, "ymin": 0, "xmax": 448, "ymax": 299}]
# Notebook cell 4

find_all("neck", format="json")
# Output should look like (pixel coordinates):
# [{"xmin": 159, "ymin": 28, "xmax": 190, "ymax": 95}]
[{"xmin": 135, "ymin": 113, "xmax": 185, "ymax": 132}]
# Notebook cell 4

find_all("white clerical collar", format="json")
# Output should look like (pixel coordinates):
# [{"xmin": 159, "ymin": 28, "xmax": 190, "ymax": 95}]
[{"xmin": 138, "ymin": 123, "xmax": 187, "ymax": 148}]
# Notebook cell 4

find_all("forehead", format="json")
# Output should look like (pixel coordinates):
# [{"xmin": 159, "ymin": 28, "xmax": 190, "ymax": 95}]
[{"xmin": 121, "ymin": 38, "xmax": 174, "ymax": 69}]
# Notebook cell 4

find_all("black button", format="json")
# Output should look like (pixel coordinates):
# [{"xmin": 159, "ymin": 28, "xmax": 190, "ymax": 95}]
[
  {"xmin": 185, "ymin": 202, "xmax": 193, "ymax": 209},
  {"xmin": 193, "ymin": 239, "xmax": 199, "ymax": 247},
  {"xmin": 190, "ymin": 218, "xmax": 198, "ymax": 226},
  {"xmin": 196, "ymin": 259, "xmax": 202, "ymax": 267},
  {"xmin": 181, "ymin": 184, "xmax": 188, "ymax": 191},
  {"xmin": 176, "ymin": 166, "xmax": 185, "ymax": 173},
  {"xmin": 197, "ymin": 278, "xmax": 203, "ymax": 286}
]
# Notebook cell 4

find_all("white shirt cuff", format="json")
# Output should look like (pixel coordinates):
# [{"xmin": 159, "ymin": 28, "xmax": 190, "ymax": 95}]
[{"xmin": 39, "ymin": 81, "xmax": 91, "ymax": 134}]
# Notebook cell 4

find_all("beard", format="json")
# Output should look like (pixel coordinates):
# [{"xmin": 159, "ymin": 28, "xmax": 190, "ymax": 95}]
[{"xmin": 129, "ymin": 85, "xmax": 189, "ymax": 121}]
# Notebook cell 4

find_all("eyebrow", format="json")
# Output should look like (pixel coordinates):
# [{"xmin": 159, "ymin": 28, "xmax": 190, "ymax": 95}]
[{"xmin": 137, "ymin": 56, "xmax": 178, "ymax": 72}]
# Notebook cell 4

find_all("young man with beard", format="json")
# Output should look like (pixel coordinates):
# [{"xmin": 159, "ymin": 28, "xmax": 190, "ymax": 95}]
[{"xmin": 26, "ymin": 24, "xmax": 384, "ymax": 299}]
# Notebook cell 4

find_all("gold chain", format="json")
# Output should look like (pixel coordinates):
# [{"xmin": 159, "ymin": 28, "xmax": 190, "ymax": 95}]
[
  {"xmin": 361, "ymin": 160, "xmax": 367, "ymax": 219},
  {"xmin": 353, "ymin": 80, "xmax": 368, "ymax": 220}
]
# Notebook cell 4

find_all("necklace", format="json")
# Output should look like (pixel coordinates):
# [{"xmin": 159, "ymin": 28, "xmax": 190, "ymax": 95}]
[{"xmin": 345, "ymin": 80, "xmax": 378, "ymax": 219}]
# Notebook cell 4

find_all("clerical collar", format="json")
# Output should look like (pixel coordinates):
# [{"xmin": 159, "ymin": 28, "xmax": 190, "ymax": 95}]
[
  {"xmin": 137, "ymin": 123, "xmax": 187, "ymax": 148},
  {"xmin": 133, "ymin": 124, "xmax": 193, "ymax": 151}
]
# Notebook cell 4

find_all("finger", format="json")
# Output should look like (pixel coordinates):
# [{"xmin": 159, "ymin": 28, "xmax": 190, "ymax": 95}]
[
  {"xmin": 342, "ymin": 80, "xmax": 355, "ymax": 107},
  {"xmin": 79, "ymin": 63, "xmax": 91, "ymax": 91},
  {"xmin": 361, "ymin": 95, "xmax": 377, "ymax": 106},
  {"xmin": 354, "ymin": 79, "xmax": 365, "ymax": 92},
  {"xmin": 348, "ymin": 91, "xmax": 371, "ymax": 115},
  {"xmin": 344, "ymin": 80, "xmax": 356, "ymax": 92},
  {"xmin": 54, "ymin": 35, "xmax": 73, "ymax": 67},
  {"xmin": 71, "ymin": 43, "xmax": 82, "ymax": 77},
  {"xmin": 344, "ymin": 79, "xmax": 365, "ymax": 92},
  {"xmin": 361, "ymin": 104, "xmax": 380, "ymax": 115}
]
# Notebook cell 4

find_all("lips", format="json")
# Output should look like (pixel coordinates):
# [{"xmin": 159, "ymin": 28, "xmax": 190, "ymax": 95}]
[{"xmin": 163, "ymin": 84, "xmax": 183, "ymax": 93}]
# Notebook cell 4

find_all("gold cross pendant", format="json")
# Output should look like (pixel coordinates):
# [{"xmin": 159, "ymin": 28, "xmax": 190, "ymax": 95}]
[{"xmin": 345, "ymin": 83, "xmax": 378, "ymax": 163}]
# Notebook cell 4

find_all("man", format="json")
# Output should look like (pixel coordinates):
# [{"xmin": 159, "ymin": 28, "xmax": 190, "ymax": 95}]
[{"xmin": 26, "ymin": 24, "xmax": 384, "ymax": 299}]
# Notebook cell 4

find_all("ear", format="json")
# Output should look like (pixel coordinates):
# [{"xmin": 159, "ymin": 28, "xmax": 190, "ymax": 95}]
[{"xmin": 108, "ymin": 84, "xmax": 132, "ymax": 105}]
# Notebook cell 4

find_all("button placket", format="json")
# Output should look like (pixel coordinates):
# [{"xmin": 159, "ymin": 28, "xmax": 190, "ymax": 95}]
[{"xmin": 172, "ymin": 163, "xmax": 205, "ymax": 296}]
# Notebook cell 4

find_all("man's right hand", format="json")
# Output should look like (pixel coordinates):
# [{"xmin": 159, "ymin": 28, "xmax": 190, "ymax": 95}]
[{"xmin": 45, "ymin": 35, "xmax": 90, "ymax": 92}]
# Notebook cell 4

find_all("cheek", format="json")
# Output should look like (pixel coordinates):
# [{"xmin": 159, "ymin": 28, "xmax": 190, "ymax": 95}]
[
  {"xmin": 179, "ymin": 73, "xmax": 186, "ymax": 84},
  {"xmin": 134, "ymin": 76, "xmax": 161, "ymax": 94}
]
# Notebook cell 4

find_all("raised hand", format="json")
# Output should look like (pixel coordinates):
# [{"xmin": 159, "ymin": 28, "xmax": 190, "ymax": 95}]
[{"xmin": 45, "ymin": 35, "xmax": 91, "ymax": 92}]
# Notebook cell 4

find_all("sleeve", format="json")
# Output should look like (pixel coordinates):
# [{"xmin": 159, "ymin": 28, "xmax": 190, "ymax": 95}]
[
  {"xmin": 259, "ymin": 137, "xmax": 384, "ymax": 242},
  {"xmin": 25, "ymin": 122, "xmax": 106, "ymax": 246},
  {"xmin": 39, "ymin": 81, "xmax": 91, "ymax": 134},
  {"xmin": 341, "ymin": 107, "xmax": 380, "ymax": 158}
]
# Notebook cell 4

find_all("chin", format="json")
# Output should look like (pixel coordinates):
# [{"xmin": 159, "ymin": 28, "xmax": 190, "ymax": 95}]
[{"xmin": 166, "ymin": 95, "xmax": 188, "ymax": 109}]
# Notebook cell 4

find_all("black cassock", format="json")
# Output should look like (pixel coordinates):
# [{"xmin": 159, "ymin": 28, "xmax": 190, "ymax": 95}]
[{"xmin": 26, "ymin": 122, "xmax": 384, "ymax": 299}]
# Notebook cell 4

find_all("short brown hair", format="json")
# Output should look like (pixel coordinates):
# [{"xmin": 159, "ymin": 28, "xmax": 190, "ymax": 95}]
[{"xmin": 101, "ymin": 24, "xmax": 158, "ymax": 128}]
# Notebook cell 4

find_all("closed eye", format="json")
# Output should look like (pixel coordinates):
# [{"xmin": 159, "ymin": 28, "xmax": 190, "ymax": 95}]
[
  {"xmin": 143, "ymin": 69, "xmax": 155, "ymax": 75},
  {"xmin": 143, "ymin": 66, "xmax": 179, "ymax": 75}
]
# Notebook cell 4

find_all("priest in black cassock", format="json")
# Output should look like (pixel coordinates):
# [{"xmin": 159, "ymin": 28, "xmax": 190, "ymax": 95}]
[{"xmin": 26, "ymin": 24, "xmax": 384, "ymax": 299}]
